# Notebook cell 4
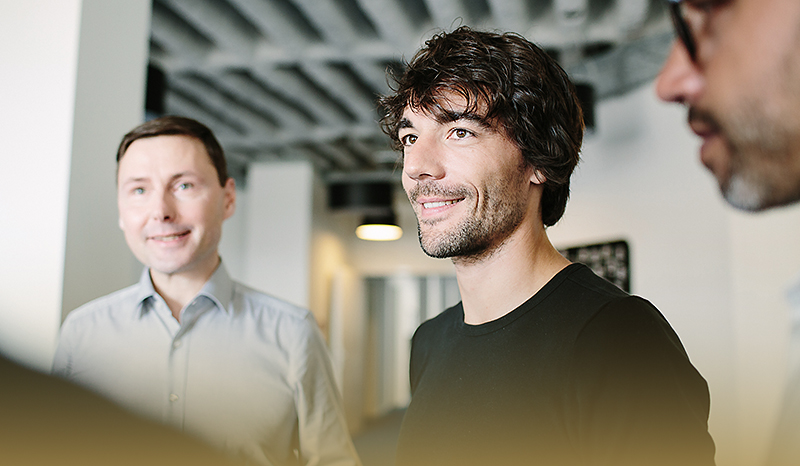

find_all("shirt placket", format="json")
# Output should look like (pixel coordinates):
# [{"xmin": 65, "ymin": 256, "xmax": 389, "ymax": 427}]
[
  {"xmin": 166, "ymin": 325, "xmax": 189, "ymax": 429},
  {"xmin": 166, "ymin": 296, "xmax": 213, "ymax": 430}
]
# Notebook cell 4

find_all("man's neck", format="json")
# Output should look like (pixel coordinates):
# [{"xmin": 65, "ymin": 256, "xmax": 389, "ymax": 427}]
[
  {"xmin": 453, "ymin": 223, "xmax": 569, "ymax": 325},
  {"xmin": 149, "ymin": 256, "xmax": 221, "ymax": 322}
]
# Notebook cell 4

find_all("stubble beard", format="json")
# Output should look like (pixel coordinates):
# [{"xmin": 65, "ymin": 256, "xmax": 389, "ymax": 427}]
[
  {"xmin": 411, "ymin": 164, "xmax": 531, "ymax": 263},
  {"xmin": 715, "ymin": 99, "xmax": 800, "ymax": 211},
  {"xmin": 416, "ymin": 193, "xmax": 523, "ymax": 264},
  {"xmin": 708, "ymin": 38, "xmax": 800, "ymax": 212}
]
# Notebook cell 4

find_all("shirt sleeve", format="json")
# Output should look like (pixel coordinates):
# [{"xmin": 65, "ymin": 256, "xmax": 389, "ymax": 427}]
[
  {"xmin": 52, "ymin": 314, "xmax": 78, "ymax": 379},
  {"xmin": 569, "ymin": 296, "xmax": 716, "ymax": 466},
  {"xmin": 292, "ymin": 314, "xmax": 362, "ymax": 466}
]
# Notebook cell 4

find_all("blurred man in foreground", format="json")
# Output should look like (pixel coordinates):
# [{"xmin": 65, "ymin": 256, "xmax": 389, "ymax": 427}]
[{"xmin": 656, "ymin": 1, "xmax": 800, "ymax": 464}]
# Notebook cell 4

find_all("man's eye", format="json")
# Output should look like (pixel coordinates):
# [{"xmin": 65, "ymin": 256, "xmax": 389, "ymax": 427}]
[
  {"xmin": 452, "ymin": 128, "xmax": 473, "ymax": 139},
  {"xmin": 177, "ymin": 183, "xmax": 193, "ymax": 190},
  {"xmin": 133, "ymin": 187, "xmax": 145, "ymax": 195},
  {"xmin": 400, "ymin": 134, "xmax": 417, "ymax": 146}
]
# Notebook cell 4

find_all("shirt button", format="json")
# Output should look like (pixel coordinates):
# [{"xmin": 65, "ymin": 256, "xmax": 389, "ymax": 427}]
[
  {"xmin": 169, "ymin": 393, "xmax": 179, "ymax": 402},
  {"xmin": 173, "ymin": 339, "xmax": 182, "ymax": 348}
]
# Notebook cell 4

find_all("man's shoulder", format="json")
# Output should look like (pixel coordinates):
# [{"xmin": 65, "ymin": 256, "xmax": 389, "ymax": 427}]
[
  {"xmin": 560, "ymin": 263, "xmax": 629, "ymax": 300},
  {"xmin": 424, "ymin": 302, "xmax": 461, "ymax": 324},
  {"xmin": 412, "ymin": 303, "xmax": 462, "ymax": 344},
  {"xmin": 231, "ymin": 281, "xmax": 315, "ymax": 326},
  {"xmin": 64, "ymin": 283, "xmax": 144, "ymax": 325},
  {"xmin": 547, "ymin": 264, "xmax": 667, "ymax": 330}
]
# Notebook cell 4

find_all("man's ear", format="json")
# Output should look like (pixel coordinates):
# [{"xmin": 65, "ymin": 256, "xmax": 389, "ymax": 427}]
[
  {"xmin": 531, "ymin": 170, "xmax": 547, "ymax": 185},
  {"xmin": 223, "ymin": 177, "xmax": 237, "ymax": 220}
]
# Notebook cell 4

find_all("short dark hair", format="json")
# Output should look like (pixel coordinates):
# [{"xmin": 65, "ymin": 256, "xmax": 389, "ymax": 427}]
[
  {"xmin": 380, "ymin": 26, "xmax": 584, "ymax": 226},
  {"xmin": 117, "ymin": 116, "xmax": 229, "ymax": 186}
]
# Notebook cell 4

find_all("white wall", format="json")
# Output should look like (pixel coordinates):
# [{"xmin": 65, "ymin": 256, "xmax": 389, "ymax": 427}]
[
  {"xmin": 0, "ymin": 1, "xmax": 150, "ymax": 371},
  {"xmin": 241, "ymin": 161, "xmax": 314, "ymax": 309},
  {"xmin": 0, "ymin": 1, "xmax": 81, "ymax": 371},
  {"xmin": 219, "ymin": 186, "xmax": 248, "ymax": 282},
  {"xmin": 61, "ymin": 1, "xmax": 151, "ymax": 318}
]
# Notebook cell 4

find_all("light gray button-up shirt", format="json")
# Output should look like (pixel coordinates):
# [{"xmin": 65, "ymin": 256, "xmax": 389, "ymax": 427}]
[{"xmin": 53, "ymin": 264, "xmax": 360, "ymax": 466}]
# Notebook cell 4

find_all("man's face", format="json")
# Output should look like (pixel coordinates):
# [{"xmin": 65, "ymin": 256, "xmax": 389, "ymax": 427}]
[
  {"xmin": 398, "ymin": 96, "xmax": 542, "ymax": 262},
  {"xmin": 656, "ymin": 0, "xmax": 800, "ymax": 211},
  {"xmin": 117, "ymin": 135, "xmax": 235, "ymax": 279}
]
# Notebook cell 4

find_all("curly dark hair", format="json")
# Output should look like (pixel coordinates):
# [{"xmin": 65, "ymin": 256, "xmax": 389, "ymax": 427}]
[
  {"xmin": 116, "ymin": 116, "xmax": 229, "ymax": 186},
  {"xmin": 379, "ymin": 26, "xmax": 584, "ymax": 226}
]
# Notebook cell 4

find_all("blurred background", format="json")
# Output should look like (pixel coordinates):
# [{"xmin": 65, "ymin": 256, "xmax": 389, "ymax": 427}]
[{"xmin": 3, "ymin": 1, "xmax": 800, "ymax": 465}]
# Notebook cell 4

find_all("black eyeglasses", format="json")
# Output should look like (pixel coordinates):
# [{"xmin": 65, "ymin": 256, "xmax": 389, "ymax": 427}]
[{"xmin": 667, "ymin": 0, "xmax": 698, "ymax": 62}]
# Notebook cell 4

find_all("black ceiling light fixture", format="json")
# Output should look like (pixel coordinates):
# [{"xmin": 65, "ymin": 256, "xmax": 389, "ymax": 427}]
[
  {"xmin": 328, "ymin": 180, "xmax": 403, "ymax": 241},
  {"xmin": 355, "ymin": 211, "xmax": 403, "ymax": 242}
]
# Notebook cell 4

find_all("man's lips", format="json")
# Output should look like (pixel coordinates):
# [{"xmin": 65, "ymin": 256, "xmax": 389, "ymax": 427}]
[
  {"xmin": 688, "ymin": 108, "xmax": 728, "ymax": 174},
  {"xmin": 148, "ymin": 230, "xmax": 190, "ymax": 242},
  {"xmin": 688, "ymin": 107, "xmax": 721, "ymax": 139},
  {"xmin": 421, "ymin": 199, "xmax": 462, "ymax": 209},
  {"xmin": 688, "ymin": 120, "xmax": 717, "ymax": 139},
  {"xmin": 408, "ymin": 183, "xmax": 470, "ymax": 217}
]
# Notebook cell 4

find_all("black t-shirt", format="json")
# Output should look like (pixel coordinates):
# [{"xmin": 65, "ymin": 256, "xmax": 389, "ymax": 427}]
[{"xmin": 395, "ymin": 263, "xmax": 716, "ymax": 466}]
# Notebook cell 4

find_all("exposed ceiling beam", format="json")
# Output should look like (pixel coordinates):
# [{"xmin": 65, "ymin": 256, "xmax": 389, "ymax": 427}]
[
  {"xmin": 355, "ymin": 0, "xmax": 418, "ymax": 51},
  {"xmin": 225, "ymin": 0, "xmax": 312, "ymax": 47},
  {"xmin": 291, "ymin": 0, "xmax": 362, "ymax": 45},
  {"xmin": 161, "ymin": 0, "xmax": 257, "ymax": 55},
  {"xmin": 486, "ymin": 0, "xmax": 529, "ymax": 33},
  {"xmin": 301, "ymin": 63, "xmax": 379, "ymax": 125},
  {"xmin": 251, "ymin": 66, "xmax": 353, "ymax": 127}
]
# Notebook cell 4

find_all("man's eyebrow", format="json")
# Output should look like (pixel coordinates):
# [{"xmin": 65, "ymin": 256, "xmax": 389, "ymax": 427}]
[
  {"xmin": 120, "ymin": 172, "xmax": 197, "ymax": 185},
  {"xmin": 398, "ymin": 118, "xmax": 414, "ymax": 130},
  {"xmin": 437, "ymin": 110, "xmax": 493, "ymax": 129},
  {"xmin": 119, "ymin": 176, "xmax": 149, "ymax": 185},
  {"xmin": 171, "ymin": 172, "xmax": 195, "ymax": 180}
]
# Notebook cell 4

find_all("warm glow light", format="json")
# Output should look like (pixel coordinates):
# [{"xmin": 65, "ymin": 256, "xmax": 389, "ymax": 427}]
[{"xmin": 356, "ymin": 223, "xmax": 403, "ymax": 241}]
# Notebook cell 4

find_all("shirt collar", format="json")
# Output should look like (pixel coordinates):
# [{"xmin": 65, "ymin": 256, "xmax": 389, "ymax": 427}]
[
  {"xmin": 134, "ymin": 268, "xmax": 158, "ymax": 307},
  {"xmin": 196, "ymin": 261, "xmax": 234, "ymax": 313},
  {"xmin": 133, "ymin": 261, "xmax": 235, "ymax": 314}
]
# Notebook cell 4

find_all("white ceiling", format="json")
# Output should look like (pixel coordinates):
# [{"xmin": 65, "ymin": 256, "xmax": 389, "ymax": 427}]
[{"xmin": 148, "ymin": 0, "xmax": 674, "ymax": 182}]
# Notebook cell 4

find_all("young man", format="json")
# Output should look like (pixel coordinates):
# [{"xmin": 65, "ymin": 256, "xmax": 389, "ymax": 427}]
[
  {"xmin": 657, "ymin": 1, "xmax": 800, "ymax": 464},
  {"xmin": 53, "ymin": 116, "xmax": 360, "ymax": 466},
  {"xmin": 380, "ymin": 27, "xmax": 716, "ymax": 466}
]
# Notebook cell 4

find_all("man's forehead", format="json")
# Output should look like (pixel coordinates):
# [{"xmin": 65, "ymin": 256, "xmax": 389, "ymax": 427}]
[
  {"xmin": 401, "ymin": 93, "xmax": 493, "ymax": 128},
  {"xmin": 117, "ymin": 135, "xmax": 213, "ymax": 179},
  {"xmin": 125, "ymin": 134, "xmax": 204, "ymax": 153},
  {"xmin": 121, "ymin": 136, "xmax": 211, "ymax": 166}
]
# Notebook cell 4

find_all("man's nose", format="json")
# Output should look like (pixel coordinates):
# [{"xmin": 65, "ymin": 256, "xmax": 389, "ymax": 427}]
[
  {"xmin": 403, "ymin": 138, "xmax": 445, "ymax": 182},
  {"xmin": 655, "ymin": 41, "xmax": 704, "ymax": 105},
  {"xmin": 151, "ymin": 190, "xmax": 176, "ymax": 221}
]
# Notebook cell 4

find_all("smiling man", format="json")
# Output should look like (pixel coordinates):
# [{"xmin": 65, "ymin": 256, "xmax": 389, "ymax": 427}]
[
  {"xmin": 380, "ymin": 27, "xmax": 716, "ymax": 466},
  {"xmin": 53, "ymin": 116, "xmax": 360, "ymax": 466}
]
